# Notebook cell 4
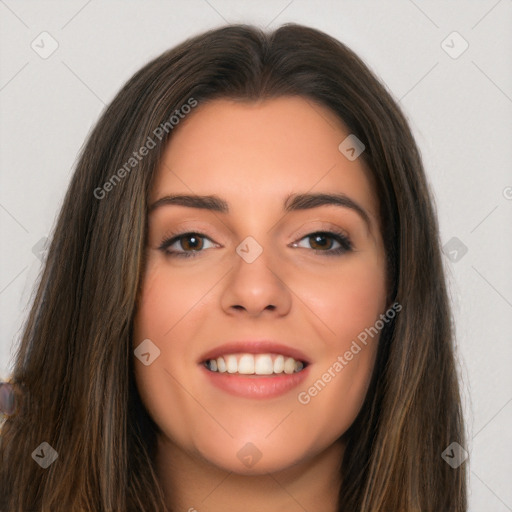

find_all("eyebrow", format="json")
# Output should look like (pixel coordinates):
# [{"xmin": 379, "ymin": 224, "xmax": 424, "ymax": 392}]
[{"xmin": 148, "ymin": 192, "xmax": 372, "ymax": 229}]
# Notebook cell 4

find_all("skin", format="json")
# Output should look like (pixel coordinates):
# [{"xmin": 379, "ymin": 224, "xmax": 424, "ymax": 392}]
[{"xmin": 133, "ymin": 96, "xmax": 387, "ymax": 512}]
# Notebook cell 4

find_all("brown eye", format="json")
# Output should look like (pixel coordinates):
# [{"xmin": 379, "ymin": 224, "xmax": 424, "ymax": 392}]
[
  {"xmin": 179, "ymin": 234, "xmax": 204, "ymax": 251},
  {"xmin": 308, "ymin": 233, "xmax": 334, "ymax": 250},
  {"xmin": 158, "ymin": 232, "xmax": 217, "ymax": 258},
  {"xmin": 292, "ymin": 231, "xmax": 353, "ymax": 255}
]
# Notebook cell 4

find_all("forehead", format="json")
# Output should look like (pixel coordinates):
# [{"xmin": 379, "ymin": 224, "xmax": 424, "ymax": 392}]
[{"xmin": 151, "ymin": 96, "xmax": 378, "ymax": 220}]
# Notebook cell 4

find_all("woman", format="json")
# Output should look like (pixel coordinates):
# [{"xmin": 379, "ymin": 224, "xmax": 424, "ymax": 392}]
[{"xmin": 0, "ymin": 23, "xmax": 467, "ymax": 511}]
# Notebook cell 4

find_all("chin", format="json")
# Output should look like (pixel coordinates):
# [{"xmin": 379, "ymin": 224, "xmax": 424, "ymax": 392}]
[{"xmin": 194, "ymin": 435, "xmax": 317, "ymax": 476}]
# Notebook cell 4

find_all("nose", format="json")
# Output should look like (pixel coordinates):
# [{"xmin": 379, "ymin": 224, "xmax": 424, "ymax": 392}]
[{"xmin": 219, "ymin": 241, "xmax": 292, "ymax": 318}]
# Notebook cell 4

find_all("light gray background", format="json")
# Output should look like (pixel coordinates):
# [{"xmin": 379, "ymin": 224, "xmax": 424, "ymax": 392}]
[{"xmin": 1, "ymin": 1, "xmax": 511, "ymax": 510}]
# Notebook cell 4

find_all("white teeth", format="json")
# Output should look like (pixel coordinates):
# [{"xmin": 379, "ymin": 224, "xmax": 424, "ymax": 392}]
[
  {"xmin": 238, "ymin": 354, "xmax": 255, "ymax": 374},
  {"xmin": 226, "ymin": 355, "xmax": 238, "ymax": 374},
  {"xmin": 254, "ymin": 354, "xmax": 274, "ymax": 375},
  {"xmin": 284, "ymin": 357, "xmax": 296, "ymax": 374},
  {"xmin": 273, "ymin": 355, "xmax": 284, "ymax": 373},
  {"xmin": 204, "ymin": 353, "xmax": 306, "ymax": 375},
  {"xmin": 216, "ymin": 357, "xmax": 226, "ymax": 373}
]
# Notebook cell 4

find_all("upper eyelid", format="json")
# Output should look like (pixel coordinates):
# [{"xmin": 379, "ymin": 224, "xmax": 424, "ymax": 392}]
[
  {"xmin": 293, "ymin": 224, "xmax": 350, "ymax": 241},
  {"xmin": 159, "ymin": 220, "xmax": 352, "ymax": 242}
]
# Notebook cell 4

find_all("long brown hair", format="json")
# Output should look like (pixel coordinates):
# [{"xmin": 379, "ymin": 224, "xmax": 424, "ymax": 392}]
[{"xmin": 0, "ymin": 24, "xmax": 466, "ymax": 511}]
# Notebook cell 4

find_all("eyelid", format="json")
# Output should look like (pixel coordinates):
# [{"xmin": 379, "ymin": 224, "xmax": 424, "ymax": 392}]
[
  {"xmin": 292, "ymin": 223, "xmax": 351, "ymax": 242},
  {"xmin": 291, "ymin": 229, "xmax": 353, "ymax": 252},
  {"xmin": 158, "ymin": 232, "xmax": 353, "ymax": 260},
  {"xmin": 157, "ymin": 231, "xmax": 219, "ymax": 254},
  {"xmin": 157, "ymin": 222, "xmax": 354, "ymax": 257},
  {"xmin": 292, "ymin": 221, "xmax": 353, "ymax": 245}
]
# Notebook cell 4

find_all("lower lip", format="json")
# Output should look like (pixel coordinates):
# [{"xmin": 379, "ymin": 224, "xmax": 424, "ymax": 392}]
[{"xmin": 200, "ymin": 364, "xmax": 310, "ymax": 399}]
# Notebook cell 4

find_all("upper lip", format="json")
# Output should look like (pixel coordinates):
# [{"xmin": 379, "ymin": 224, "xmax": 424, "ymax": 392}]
[{"xmin": 199, "ymin": 341, "xmax": 311, "ymax": 365}]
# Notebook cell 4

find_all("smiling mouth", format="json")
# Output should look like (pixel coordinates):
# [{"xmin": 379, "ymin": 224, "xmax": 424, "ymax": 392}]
[{"xmin": 203, "ymin": 353, "xmax": 307, "ymax": 376}]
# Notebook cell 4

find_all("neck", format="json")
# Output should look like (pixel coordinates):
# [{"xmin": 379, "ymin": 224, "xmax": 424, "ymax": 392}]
[{"xmin": 155, "ymin": 437, "xmax": 344, "ymax": 512}]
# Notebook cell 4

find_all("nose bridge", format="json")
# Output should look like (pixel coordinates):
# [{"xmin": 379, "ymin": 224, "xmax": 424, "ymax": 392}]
[
  {"xmin": 234, "ymin": 233, "xmax": 280, "ymax": 292},
  {"xmin": 220, "ymin": 232, "xmax": 292, "ymax": 316}
]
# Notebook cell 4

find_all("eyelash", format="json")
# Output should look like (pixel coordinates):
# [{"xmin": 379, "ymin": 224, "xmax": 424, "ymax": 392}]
[{"xmin": 157, "ymin": 230, "xmax": 353, "ymax": 259}]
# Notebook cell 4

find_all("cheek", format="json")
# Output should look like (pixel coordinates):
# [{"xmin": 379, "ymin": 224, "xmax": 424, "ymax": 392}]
[
  {"xmin": 133, "ymin": 258, "xmax": 215, "ymax": 341},
  {"xmin": 132, "ymin": 263, "xmax": 210, "ymax": 445},
  {"xmin": 291, "ymin": 255, "xmax": 386, "ymax": 425},
  {"xmin": 294, "ymin": 254, "xmax": 387, "ymax": 345}
]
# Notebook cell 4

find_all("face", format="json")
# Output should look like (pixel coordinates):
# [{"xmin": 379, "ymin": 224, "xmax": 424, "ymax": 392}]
[{"xmin": 133, "ymin": 96, "xmax": 387, "ymax": 475}]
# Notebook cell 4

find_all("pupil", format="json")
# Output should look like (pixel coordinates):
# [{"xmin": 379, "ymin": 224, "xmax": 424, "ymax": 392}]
[
  {"xmin": 183, "ymin": 235, "xmax": 202, "ymax": 251},
  {"xmin": 311, "ymin": 234, "xmax": 331, "ymax": 250}
]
